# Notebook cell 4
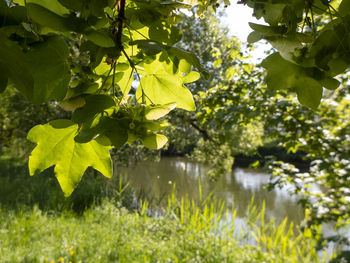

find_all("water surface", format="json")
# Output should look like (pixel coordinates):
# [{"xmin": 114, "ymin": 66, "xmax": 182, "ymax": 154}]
[{"xmin": 118, "ymin": 157, "xmax": 304, "ymax": 224}]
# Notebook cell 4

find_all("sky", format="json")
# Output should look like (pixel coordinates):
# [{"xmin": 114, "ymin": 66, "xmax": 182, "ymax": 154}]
[
  {"xmin": 220, "ymin": 4, "xmax": 271, "ymax": 63},
  {"xmin": 221, "ymin": 3, "xmax": 259, "ymax": 42}
]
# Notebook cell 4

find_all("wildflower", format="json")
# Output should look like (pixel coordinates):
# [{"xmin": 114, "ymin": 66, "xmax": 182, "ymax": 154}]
[
  {"xmin": 59, "ymin": 257, "xmax": 64, "ymax": 262},
  {"xmin": 68, "ymin": 247, "xmax": 75, "ymax": 256}
]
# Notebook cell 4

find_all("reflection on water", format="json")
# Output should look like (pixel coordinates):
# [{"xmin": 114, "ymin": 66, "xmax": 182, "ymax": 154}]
[{"xmin": 118, "ymin": 157, "xmax": 304, "ymax": 224}]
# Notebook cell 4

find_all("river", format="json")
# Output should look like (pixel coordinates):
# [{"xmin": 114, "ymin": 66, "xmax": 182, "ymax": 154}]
[{"xmin": 118, "ymin": 157, "xmax": 305, "ymax": 224}]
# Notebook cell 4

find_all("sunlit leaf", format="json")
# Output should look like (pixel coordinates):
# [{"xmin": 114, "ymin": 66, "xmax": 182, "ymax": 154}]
[
  {"xmin": 137, "ymin": 61, "xmax": 195, "ymax": 111},
  {"xmin": 182, "ymin": 71, "xmax": 200, "ymax": 83},
  {"xmin": 28, "ymin": 120, "xmax": 112, "ymax": 196},
  {"xmin": 141, "ymin": 134, "xmax": 168, "ymax": 149},
  {"xmin": 116, "ymin": 62, "xmax": 133, "ymax": 95},
  {"xmin": 144, "ymin": 103, "xmax": 177, "ymax": 120},
  {"xmin": 59, "ymin": 96, "xmax": 86, "ymax": 111}
]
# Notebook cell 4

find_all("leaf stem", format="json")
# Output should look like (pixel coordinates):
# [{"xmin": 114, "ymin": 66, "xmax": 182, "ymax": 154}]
[
  {"xmin": 126, "ymin": 24, "xmax": 150, "ymax": 40},
  {"xmin": 121, "ymin": 49, "xmax": 154, "ymax": 104},
  {"xmin": 98, "ymin": 63, "xmax": 115, "ymax": 94}
]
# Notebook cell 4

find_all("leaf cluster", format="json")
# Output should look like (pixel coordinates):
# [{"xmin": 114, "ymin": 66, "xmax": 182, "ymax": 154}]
[
  {"xmin": 247, "ymin": 0, "xmax": 350, "ymax": 109},
  {"xmin": 0, "ymin": 0, "xmax": 204, "ymax": 195}
]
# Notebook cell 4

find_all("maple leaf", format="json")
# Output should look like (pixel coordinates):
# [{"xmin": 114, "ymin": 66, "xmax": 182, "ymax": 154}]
[{"xmin": 27, "ymin": 120, "xmax": 112, "ymax": 196}]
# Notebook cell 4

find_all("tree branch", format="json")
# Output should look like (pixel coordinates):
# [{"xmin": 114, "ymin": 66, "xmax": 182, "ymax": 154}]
[{"xmin": 116, "ymin": 0, "xmax": 126, "ymax": 49}]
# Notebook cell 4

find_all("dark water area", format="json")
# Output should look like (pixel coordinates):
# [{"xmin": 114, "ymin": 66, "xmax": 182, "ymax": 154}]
[{"xmin": 118, "ymin": 157, "xmax": 305, "ymax": 224}]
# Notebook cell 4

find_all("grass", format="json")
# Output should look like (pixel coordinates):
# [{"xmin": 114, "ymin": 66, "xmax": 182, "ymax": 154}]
[
  {"xmin": 0, "ymin": 159, "xmax": 339, "ymax": 262},
  {"xmin": 0, "ymin": 197, "xmax": 332, "ymax": 263}
]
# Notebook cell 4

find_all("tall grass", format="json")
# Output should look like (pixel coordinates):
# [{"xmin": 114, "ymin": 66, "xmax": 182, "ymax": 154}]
[
  {"xmin": 0, "ymin": 159, "xmax": 340, "ymax": 262},
  {"xmin": 1, "ymin": 198, "xmax": 332, "ymax": 263}
]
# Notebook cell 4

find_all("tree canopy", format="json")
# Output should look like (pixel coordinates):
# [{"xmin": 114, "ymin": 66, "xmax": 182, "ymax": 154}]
[{"xmin": 1, "ymin": 0, "xmax": 350, "ymax": 198}]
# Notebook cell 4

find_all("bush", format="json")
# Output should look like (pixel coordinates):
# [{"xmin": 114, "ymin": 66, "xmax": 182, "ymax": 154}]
[{"xmin": 0, "ymin": 158, "xmax": 134, "ymax": 214}]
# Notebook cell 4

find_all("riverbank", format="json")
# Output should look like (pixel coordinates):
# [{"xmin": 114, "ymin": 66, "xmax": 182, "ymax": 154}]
[
  {"xmin": 162, "ymin": 145, "xmax": 310, "ymax": 171},
  {"xmin": 0, "ymin": 200, "xmax": 327, "ymax": 263},
  {"xmin": 0, "ymin": 158, "xmax": 342, "ymax": 262},
  {"xmin": 233, "ymin": 146, "xmax": 310, "ymax": 171}
]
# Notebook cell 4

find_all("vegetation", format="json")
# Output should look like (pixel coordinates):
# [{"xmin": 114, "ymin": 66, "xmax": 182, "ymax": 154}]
[
  {"xmin": 1, "ymin": 0, "xmax": 350, "ymax": 261},
  {"xmin": 0, "ymin": 196, "xmax": 330, "ymax": 263},
  {"xmin": 1, "ymin": 0, "xmax": 350, "ymax": 196},
  {"xmin": 0, "ymin": 157, "xmax": 134, "ymax": 214}
]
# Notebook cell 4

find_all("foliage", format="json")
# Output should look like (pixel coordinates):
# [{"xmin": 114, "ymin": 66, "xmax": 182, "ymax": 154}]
[
  {"xmin": 0, "ymin": 87, "xmax": 69, "ymax": 158},
  {"xmin": 0, "ymin": 158, "xmax": 134, "ymax": 214},
  {"xmin": 0, "ymin": 196, "xmax": 331, "ymax": 263},
  {"xmin": 163, "ymin": 10, "xmax": 264, "ymax": 176},
  {"xmin": 198, "ymin": 58, "xmax": 350, "ymax": 228},
  {"xmin": 28, "ymin": 120, "xmax": 113, "ymax": 196},
  {"xmin": 1, "ymin": 0, "xmax": 204, "ymax": 195},
  {"xmin": 1, "ymin": 0, "xmax": 350, "ymax": 196},
  {"xmin": 264, "ymin": 85, "xmax": 350, "ymax": 228},
  {"xmin": 247, "ymin": 0, "xmax": 350, "ymax": 109}
]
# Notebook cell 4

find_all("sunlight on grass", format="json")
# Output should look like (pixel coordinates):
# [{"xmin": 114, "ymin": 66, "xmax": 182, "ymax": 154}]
[{"xmin": 0, "ymin": 193, "xmax": 333, "ymax": 263}]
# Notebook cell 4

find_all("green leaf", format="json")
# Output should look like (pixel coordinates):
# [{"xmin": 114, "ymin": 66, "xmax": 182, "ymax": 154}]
[
  {"xmin": 27, "ymin": 3, "xmax": 114, "ymax": 47},
  {"xmin": 115, "ymin": 63, "xmax": 129, "ymax": 71},
  {"xmin": 59, "ymin": 96, "xmax": 86, "ymax": 111},
  {"xmin": 58, "ymin": 0, "xmax": 111, "ymax": 18},
  {"xmin": 130, "ymin": 40, "xmax": 167, "ymax": 56},
  {"xmin": 83, "ymin": 29, "xmax": 115, "ymax": 48},
  {"xmin": 262, "ymin": 53, "xmax": 326, "ymax": 109},
  {"xmin": 137, "ymin": 59, "xmax": 196, "ymax": 111},
  {"xmin": 0, "ymin": 33, "xmax": 33, "ymax": 99},
  {"xmin": 142, "ymin": 120, "xmax": 169, "ymax": 131},
  {"xmin": 73, "ymin": 127, "xmax": 99, "ymax": 143},
  {"xmin": 320, "ymin": 76, "xmax": 341, "ymax": 90},
  {"xmin": 338, "ymin": 0, "xmax": 350, "ymax": 16},
  {"xmin": 136, "ymin": 58, "xmax": 199, "ymax": 111},
  {"xmin": 182, "ymin": 71, "xmax": 200, "ymax": 83},
  {"xmin": 0, "ymin": 66, "xmax": 8, "ymax": 93},
  {"xmin": 169, "ymin": 47, "xmax": 209, "ymax": 79},
  {"xmin": 27, "ymin": 120, "xmax": 112, "ymax": 197},
  {"xmin": 178, "ymin": 59, "xmax": 191, "ymax": 74},
  {"xmin": 249, "ymin": 23, "xmax": 286, "ymax": 36},
  {"xmin": 268, "ymin": 38, "xmax": 303, "ymax": 62},
  {"xmin": 27, "ymin": 3, "xmax": 78, "ymax": 32},
  {"xmin": 148, "ymin": 22, "xmax": 182, "ymax": 45},
  {"xmin": 94, "ymin": 61, "xmax": 112, "ymax": 75},
  {"xmin": 116, "ymin": 63, "xmax": 133, "ymax": 95},
  {"xmin": 141, "ymin": 134, "xmax": 168, "ymax": 149},
  {"xmin": 144, "ymin": 103, "xmax": 177, "ymax": 120},
  {"xmin": 27, "ymin": 0, "xmax": 70, "ymax": 16},
  {"xmin": 0, "ymin": 0, "xmax": 27, "ymax": 26},
  {"xmin": 250, "ymin": 3, "xmax": 286, "ymax": 25},
  {"xmin": 24, "ymin": 36, "xmax": 70, "ymax": 104},
  {"xmin": 247, "ymin": 31, "xmax": 263, "ymax": 44},
  {"xmin": 72, "ymin": 95, "xmax": 116, "ymax": 124},
  {"xmin": 295, "ymin": 78, "xmax": 322, "ymax": 109},
  {"xmin": 138, "ymin": 73, "xmax": 195, "ymax": 111},
  {"xmin": 12, "ymin": 0, "xmax": 25, "ymax": 5},
  {"xmin": 130, "ymin": 40, "xmax": 208, "ymax": 78},
  {"xmin": 99, "ymin": 118, "xmax": 129, "ymax": 148}
]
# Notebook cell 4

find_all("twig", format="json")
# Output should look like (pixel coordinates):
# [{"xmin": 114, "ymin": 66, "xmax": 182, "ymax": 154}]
[{"xmin": 116, "ymin": 0, "xmax": 126, "ymax": 49}]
